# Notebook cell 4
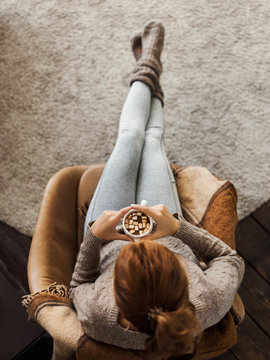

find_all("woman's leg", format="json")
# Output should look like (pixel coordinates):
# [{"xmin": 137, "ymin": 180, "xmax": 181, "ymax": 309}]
[
  {"xmin": 136, "ymin": 97, "xmax": 182, "ymax": 215},
  {"xmin": 84, "ymin": 81, "xmax": 152, "ymax": 234}
]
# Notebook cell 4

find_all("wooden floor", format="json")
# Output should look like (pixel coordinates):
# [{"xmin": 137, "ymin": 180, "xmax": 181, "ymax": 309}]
[
  {"xmin": 213, "ymin": 200, "xmax": 270, "ymax": 360},
  {"xmin": 0, "ymin": 200, "xmax": 270, "ymax": 359}
]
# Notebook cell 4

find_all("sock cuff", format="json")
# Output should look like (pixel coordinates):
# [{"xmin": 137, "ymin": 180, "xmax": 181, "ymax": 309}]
[
  {"xmin": 153, "ymin": 91, "xmax": 164, "ymax": 107},
  {"xmin": 136, "ymin": 58, "xmax": 162, "ymax": 76},
  {"xmin": 130, "ymin": 76, "xmax": 155, "ymax": 95}
]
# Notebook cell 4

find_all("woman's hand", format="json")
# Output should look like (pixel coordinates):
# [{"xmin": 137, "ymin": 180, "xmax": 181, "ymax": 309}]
[
  {"xmin": 130, "ymin": 203, "xmax": 180, "ymax": 241},
  {"xmin": 89, "ymin": 206, "xmax": 135, "ymax": 242}
]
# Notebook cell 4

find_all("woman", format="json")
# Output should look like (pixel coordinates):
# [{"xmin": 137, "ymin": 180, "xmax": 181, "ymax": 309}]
[{"xmin": 69, "ymin": 20, "xmax": 244, "ymax": 359}]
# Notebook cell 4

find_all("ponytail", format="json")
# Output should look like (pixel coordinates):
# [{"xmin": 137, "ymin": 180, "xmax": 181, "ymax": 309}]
[{"xmin": 145, "ymin": 303, "xmax": 201, "ymax": 358}]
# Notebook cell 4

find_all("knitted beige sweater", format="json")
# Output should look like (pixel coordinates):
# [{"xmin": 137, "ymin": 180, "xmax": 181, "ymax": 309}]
[{"xmin": 69, "ymin": 212, "xmax": 244, "ymax": 350}]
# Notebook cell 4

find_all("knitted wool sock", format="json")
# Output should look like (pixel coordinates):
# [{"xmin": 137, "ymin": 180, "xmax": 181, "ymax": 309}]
[
  {"xmin": 130, "ymin": 20, "xmax": 164, "ymax": 102},
  {"xmin": 130, "ymin": 30, "xmax": 142, "ymax": 62},
  {"xmin": 130, "ymin": 30, "xmax": 164, "ymax": 107}
]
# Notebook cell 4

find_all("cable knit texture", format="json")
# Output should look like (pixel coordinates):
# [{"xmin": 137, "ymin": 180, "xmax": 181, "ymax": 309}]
[
  {"xmin": 130, "ymin": 20, "xmax": 164, "ymax": 97},
  {"xmin": 69, "ymin": 212, "xmax": 244, "ymax": 350},
  {"xmin": 130, "ymin": 30, "xmax": 164, "ymax": 106}
]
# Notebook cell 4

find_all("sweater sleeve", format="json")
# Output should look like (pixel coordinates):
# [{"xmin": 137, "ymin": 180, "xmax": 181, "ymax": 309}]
[
  {"xmin": 69, "ymin": 222, "xmax": 107, "ymax": 292},
  {"xmin": 172, "ymin": 212, "xmax": 243, "ymax": 265},
  {"xmin": 171, "ymin": 212, "xmax": 245, "ymax": 329}
]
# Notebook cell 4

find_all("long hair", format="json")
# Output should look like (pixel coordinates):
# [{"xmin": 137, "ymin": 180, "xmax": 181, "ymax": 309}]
[{"xmin": 113, "ymin": 240, "xmax": 202, "ymax": 358}]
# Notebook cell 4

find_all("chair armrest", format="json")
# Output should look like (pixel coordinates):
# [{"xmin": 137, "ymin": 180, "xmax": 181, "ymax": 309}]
[{"xmin": 28, "ymin": 166, "xmax": 89, "ymax": 292}]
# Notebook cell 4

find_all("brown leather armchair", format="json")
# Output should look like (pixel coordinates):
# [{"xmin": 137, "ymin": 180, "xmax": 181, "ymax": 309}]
[{"xmin": 25, "ymin": 163, "xmax": 245, "ymax": 360}]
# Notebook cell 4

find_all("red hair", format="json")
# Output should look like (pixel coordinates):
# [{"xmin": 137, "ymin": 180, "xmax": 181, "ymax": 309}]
[{"xmin": 113, "ymin": 240, "xmax": 202, "ymax": 358}]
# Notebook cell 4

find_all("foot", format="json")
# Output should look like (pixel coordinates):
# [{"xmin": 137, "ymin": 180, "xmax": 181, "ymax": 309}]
[
  {"xmin": 139, "ymin": 20, "xmax": 165, "ymax": 75},
  {"xmin": 130, "ymin": 30, "xmax": 142, "ymax": 62},
  {"xmin": 130, "ymin": 27, "xmax": 164, "ymax": 107}
]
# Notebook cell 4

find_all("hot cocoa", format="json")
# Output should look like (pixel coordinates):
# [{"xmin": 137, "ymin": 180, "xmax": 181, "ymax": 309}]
[{"xmin": 124, "ymin": 211, "xmax": 151, "ymax": 236}]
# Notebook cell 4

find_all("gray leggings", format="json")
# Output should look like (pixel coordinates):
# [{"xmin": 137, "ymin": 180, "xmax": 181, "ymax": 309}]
[{"xmin": 84, "ymin": 81, "xmax": 182, "ymax": 235}]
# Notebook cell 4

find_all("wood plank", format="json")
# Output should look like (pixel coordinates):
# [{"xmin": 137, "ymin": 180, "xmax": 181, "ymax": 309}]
[
  {"xmin": 251, "ymin": 199, "xmax": 270, "ymax": 234},
  {"xmin": 230, "ymin": 313, "xmax": 270, "ymax": 360},
  {"xmin": 13, "ymin": 332, "xmax": 53, "ymax": 360},
  {"xmin": 0, "ymin": 271, "xmax": 44, "ymax": 359},
  {"xmin": 0, "ymin": 221, "xmax": 31, "ymax": 295},
  {"xmin": 212, "ymin": 349, "xmax": 237, "ymax": 359},
  {"xmin": 235, "ymin": 216, "xmax": 270, "ymax": 283},
  {"xmin": 237, "ymin": 260, "xmax": 270, "ymax": 336}
]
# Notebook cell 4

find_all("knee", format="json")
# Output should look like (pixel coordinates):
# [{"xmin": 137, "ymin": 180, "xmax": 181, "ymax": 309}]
[
  {"xmin": 145, "ymin": 125, "xmax": 163, "ymax": 141},
  {"xmin": 117, "ymin": 127, "xmax": 145, "ymax": 148},
  {"xmin": 118, "ymin": 126, "xmax": 145, "ymax": 143}
]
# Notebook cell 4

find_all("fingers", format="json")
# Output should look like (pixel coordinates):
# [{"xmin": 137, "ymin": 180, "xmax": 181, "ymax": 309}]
[
  {"xmin": 144, "ymin": 231, "xmax": 161, "ymax": 241},
  {"xmin": 139, "ymin": 235, "xmax": 152, "ymax": 241},
  {"xmin": 110, "ymin": 206, "xmax": 133, "ymax": 222},
  {"xmin": 113, "ymin": 230, "xmax": 134, "ymax": 242},
  {"xmin": 119, "ymin": 206, "xmax": 133, "ymax": 215},
  {"xmin": 118, "ymin": 234, "xmax": 135, "ymax": 242},
  {"xmin": 130, "ymin": 204, "xmax": 157, "ymax": 218},
  {"xmin": 120, "ymin": 205, "xmax": 133, "ymax": 213}
]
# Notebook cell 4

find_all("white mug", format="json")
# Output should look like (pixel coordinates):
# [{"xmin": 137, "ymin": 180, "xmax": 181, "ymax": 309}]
[{"xmin": 122, "ymin": 200, "xmax": 153, "ymax": 241}]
